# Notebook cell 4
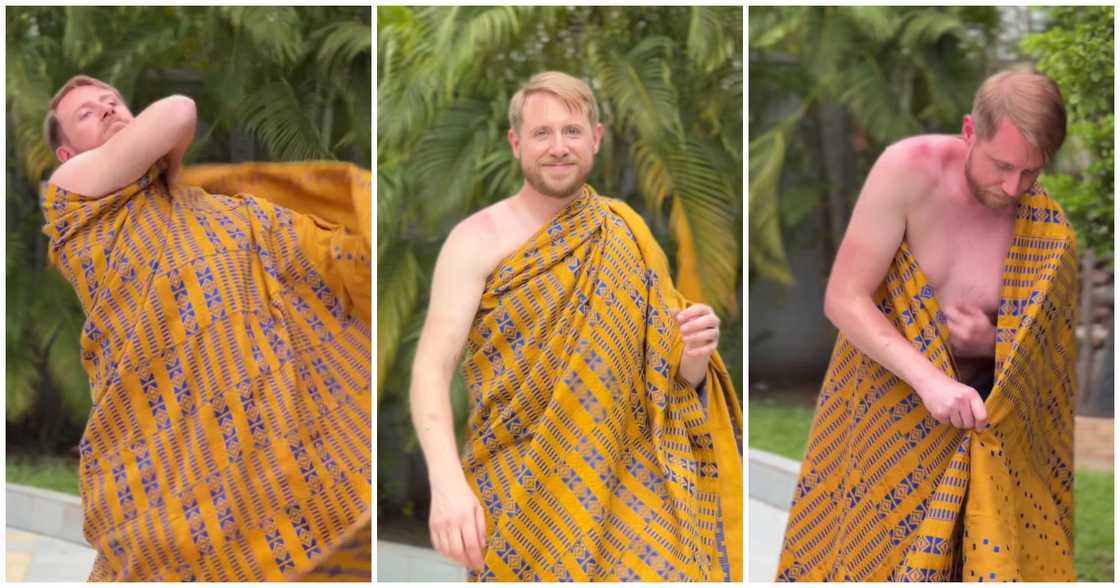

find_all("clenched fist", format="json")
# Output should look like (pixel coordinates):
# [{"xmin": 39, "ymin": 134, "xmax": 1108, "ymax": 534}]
[
  {"xmin": 675, "ymin": 304, "xmax": 719, "ymax": 388},
  {"xmin": 915, "ymin": 376, "xmax": 988, "ymax": 431},
  {"xmin": 944, "ymin": 304, "xmax": 996, "ymax": 358}
]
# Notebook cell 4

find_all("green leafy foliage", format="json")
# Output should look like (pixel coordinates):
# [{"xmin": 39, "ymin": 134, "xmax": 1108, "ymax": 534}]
[
  {"xmin": 5, "ymin": 6, "xmax": 371, "ymax": 451},
  {"xmin": 1023, "ymin": 7, "xmax": 1114, "ymax": 264}
]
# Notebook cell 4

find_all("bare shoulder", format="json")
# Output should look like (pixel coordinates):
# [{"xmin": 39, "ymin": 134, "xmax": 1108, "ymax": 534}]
[
  {"xmin": 862, "ymin": 135, "xmax": 959, "ymax": 209},
  {"xmin": 439, "ymin": 198, "xmax": 514, "ymax": 277},
  {"xmin": 877, "ymin": 135, "xmax": 956, "ymax": 181}
]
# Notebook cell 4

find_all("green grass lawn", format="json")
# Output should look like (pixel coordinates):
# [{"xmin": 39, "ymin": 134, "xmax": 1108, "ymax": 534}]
[
  {"xmin": 6, "ymin": 453, "xmax": 80, "ymax": 496},
  {"xmin": 750, "ymin": 397, "xmax": 1115, "ymax": 581}
]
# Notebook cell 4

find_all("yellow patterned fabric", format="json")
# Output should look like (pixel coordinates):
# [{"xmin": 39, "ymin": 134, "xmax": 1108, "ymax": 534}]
[
  {"xmin": 777, "ymin": 184, "xmax": 1077, "ymax": 581},
  {"xmin": 460, "ymin": 186, "xmax": 743, "ymax": 581},
  {"xmin": 40, "ymin": 162, "xmax": 372, "ymax": 581}
]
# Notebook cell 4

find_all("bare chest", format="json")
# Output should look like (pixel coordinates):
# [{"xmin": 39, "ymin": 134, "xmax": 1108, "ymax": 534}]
[
  {"xmin": 478, "ymin": 212, "xmax": 552, "ymax": 280},
  {"xmin": 906, "ymin": 203, "xmax": 1015, "ymax": 319}
]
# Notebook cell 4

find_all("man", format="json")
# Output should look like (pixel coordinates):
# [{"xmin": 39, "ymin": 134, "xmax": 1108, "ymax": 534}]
[
  {"xmin": 40, "ymin": 75, "xmax": 372, "ymax": 580},
  {"xmin": 409, "ymin": 71, "xmax": 742, "ymax": 581},
  {"xmin": 777, "ymin": 69, "xmax": 1077, "ymax": 581}
]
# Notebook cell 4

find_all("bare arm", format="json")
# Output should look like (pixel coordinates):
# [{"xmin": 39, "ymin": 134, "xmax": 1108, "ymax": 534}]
[
  {"xmin": 49, "ymin": 95, "xmax": 197, "ymax": 197},
  {"xmin": 410, "ymin": 221, "xmax": 491, "ymax": 570},
  {"xmin": 824, "ymin": 141, "xmax": 986, "ymax": 429},
  {"xmin": 410, "ymin": 223, "xmax": 488, "ymax": 481}
]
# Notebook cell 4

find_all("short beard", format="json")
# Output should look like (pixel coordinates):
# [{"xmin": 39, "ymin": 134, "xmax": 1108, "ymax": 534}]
[
  {"xmin": 521, "ymin": 161, "xmax": 590, "ymax": 200},
  {"xmin": 964, "ymin": 153, "xmax": 1014, "ymax": 210}
]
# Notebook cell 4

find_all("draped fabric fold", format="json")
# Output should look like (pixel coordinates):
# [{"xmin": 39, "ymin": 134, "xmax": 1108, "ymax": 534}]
[
  {"xmin": 460, "ymin": 186, "xmax": 743, "ymax": 581},
  {"xmin": 40, "ymin": 162, "xmax": 372, "ymax": 581},
  {"xmin": 777, "ymin": 185, "xmax": 1077, "ymax": 581}
]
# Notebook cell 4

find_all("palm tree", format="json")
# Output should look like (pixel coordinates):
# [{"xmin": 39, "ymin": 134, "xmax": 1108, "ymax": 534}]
[
  {"xmin": 377, "ymin": 5, "xmax": 743, "ymax": 516},
  {"xmin": 5, "ymin": 6, "xmax": 371, "ymax": 444}
]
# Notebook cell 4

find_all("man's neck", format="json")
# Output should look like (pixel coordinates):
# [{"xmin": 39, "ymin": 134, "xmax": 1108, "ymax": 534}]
[{"xmin": 512, "ymin": 183, "xmax": 584, "ymax": 225}]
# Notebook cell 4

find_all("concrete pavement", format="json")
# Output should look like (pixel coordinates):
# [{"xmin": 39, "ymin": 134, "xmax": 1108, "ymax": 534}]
[
  {"xmin": 6, "ymin": 527, "xmax": 95, "ymax": 582},
  {"xmin": 6, "ymin": 483, "xmax": 95, "ymax": 582}
]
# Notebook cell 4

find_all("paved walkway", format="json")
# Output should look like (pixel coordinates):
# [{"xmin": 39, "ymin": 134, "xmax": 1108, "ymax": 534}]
[
  {"xmin": 1076, "ymin": 415, "xmax": 1114, "ymax": 471},
  {"xmin": 6, "ymin": 528, "xmax": 95, "ymax": 582},
  {"xmin": 377, "ymin": 540, "xmax": 466, "ymax": 581},
  {"xmin": 749, "ymin": 498, "xmax": 788, "ymax": 582}
]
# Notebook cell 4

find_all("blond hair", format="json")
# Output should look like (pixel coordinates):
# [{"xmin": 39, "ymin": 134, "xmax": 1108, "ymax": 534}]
[
  {"xmin": 508, "ymin": 71, "xmax": 599, "ymax": 132},
  {"xmin": 972, "ymin": 68, "xmax": 1066, "ymax": 162},
  {"xmin": 43, "ymin": 75, "xmax": 125, "ymax": 153}
]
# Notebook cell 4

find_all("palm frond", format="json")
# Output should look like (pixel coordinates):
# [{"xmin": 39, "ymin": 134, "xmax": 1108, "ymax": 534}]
[
  {"xmin": 845, "ymin": 6, "xmax": 901, "ymax": 44},
  {"xmin": 748, "ymin": 127, "xmax": 795, "ymax": 285},
  {"xmin": 7, "ymin": 55, "xmax": 57, "ymax": 182},
  {"xmin": 6, "ymin": 351, "xmax": 40, "ymax": 422},
  {"xmin": 217, "ymin": 6, "xmax": 306, "ymax": 66},
  {"xmin": 62, "ymin": 6, "xmax": 106, "ymax": 69},
  {"xmin": 665, "ymin": 138, "xmax": 740, "ymax": 317},
  {"xmin": 596, "ymin": 36, "xmax": 683, "ymax": 143},
  {"xmin": 45, "ymin": 304, "xmax": 91, "ymax": 425},
  {"xmin": 238, "ymin": 79, "xmax": 333, "ymax": 161},
  {"xmin": 411, "ymin": 99, "xmax": 502, "ymax": 227},
  {"xmin": 376, "ymin": 245, "xmax": 422, "ymax": 393},
  {"xmin": 315, "ymin": 20, "xmax": 372, "ymax": 75},
  {"xmin": 748, "ymin": 6, "xmax": 804, "ymax": 51},
  {"xmin": 686, "ymin": 6, "xmax": 738, "ymax": 74},
  {"xmin": 839, "ymin": 58, "xmax": 922, "ymax": 142},
  {"xmin": 899, "ymin": 10, "xmax": 967, "ymax": 48}
]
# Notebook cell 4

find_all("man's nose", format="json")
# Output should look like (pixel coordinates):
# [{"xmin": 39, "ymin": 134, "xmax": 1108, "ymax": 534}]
[
  {"xmin": 548, "ymin": 134, "xmax": 569, "ymax": 156},
  {"xmin": 997, "ymin": 172, "xmax": 1015, "ymax": 196}
]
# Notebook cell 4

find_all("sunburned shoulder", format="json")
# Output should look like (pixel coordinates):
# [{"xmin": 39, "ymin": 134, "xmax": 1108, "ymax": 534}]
[
  {"xmin": 441, "ymin": 198, "xmax": 514, "ymax": 275},
  {"xmin": 876, "ymin": 134, "xmax": 961, "ymax": 187},
  {"xmin": 450, "ymin": 199, "xmax": 510, "ymax": 245}
]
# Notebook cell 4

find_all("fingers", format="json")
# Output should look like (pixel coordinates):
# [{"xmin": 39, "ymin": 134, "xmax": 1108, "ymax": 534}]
[
  {"xmin": 970, "ymin": 394, "xmax": 989, "ymax": 431},
  {"xmin": 430, "ymin": 526, "xmax": 444, "ymax": 560},
  {"xmin": 446, "ymin": 522, "xmax": 467, "ymax": 568},
  {"xmin": 936, "ymin": 388, "xmax": 987, "ymax": 431},
  {"xmin": 682, "ymin": 326, "xmax": 719, "ymax": 346},
  {"xmin": 957, "ymin": 402, "xmax": 974, "ymax": 430},
  {"xmin": 684, "ymin": 340, "xmax": 719, "ymax": 357},
  {"xmin": 675, "ymin": 304, "xmax": 710, "ymax": 321},
  {"xmin": 474, "ymin": 504, "xmax": 487, "ymax": 548},
  {"xmin": 460, "ymin": 515, "xmax": 484, "ymax": 571}
]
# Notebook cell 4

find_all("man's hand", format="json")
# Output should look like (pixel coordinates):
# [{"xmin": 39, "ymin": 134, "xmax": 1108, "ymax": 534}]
[
  {"xmin": 675, "ymin": 304, "xmax": 720, "ymax": 388},
  {"xmin": 944, "ymin": 304, "xmax": 996, "ymax": 358},
  {"xmin": 915, "ymin": 375, "xmax": 988, "ymax": 431},
  {"xmin": 428, "ymin": 471, "xmax": 487, "ymax": 572}
]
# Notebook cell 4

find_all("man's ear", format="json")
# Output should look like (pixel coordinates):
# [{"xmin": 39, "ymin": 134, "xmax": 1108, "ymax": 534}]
[
  {"xmin": 591, "ymin": 123, "xmax": 603, "ymax": 154},
  {"xmin": 961, "ymin": 114, "xmax": 975, "ymax": 144},
  {"xmin": 508, "ymin": 127, "xmax": 521, "ymax": 160},
  {"xmin": 56, "ymin": 145, "xmax": 73, "ymax": 163}
]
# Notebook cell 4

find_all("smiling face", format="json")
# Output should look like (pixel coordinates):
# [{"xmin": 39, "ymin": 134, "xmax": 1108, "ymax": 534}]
[
  {"xmin": 508, "ymin": 91, "xmax": 602, "ymax": 200},
  {"xmin": 53, "ymin": 84, "xmax": 133, "ymax": 162},
  {"xmin": 963, "ymin": 115, "xmax": 1044, "ymax": 209}
]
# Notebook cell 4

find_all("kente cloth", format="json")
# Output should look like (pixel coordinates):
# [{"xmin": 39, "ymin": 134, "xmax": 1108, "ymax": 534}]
[
  {"xmin": 777, "ymin": 184, "xmax": 1078, "ymax": 582},
  {"xmin": 460, "ymin": 185, "xmax": 743, "ymax": 581},
  {"xmin": 40, "ymin": 161, "xmax": 372, "ymax": 581}
]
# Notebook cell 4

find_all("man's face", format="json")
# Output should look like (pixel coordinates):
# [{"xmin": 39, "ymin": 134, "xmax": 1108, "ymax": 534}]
[
  {"xmin": 54, "ymin": 84, "xmax": 133, "ymax": 162},
  {"xmin": 508, "ymin": 92, "xmax": 602, "ymax": 199},
  {"xmin": 963, "ymin": 115, "xmax": 1044, "ymax": 210}
]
